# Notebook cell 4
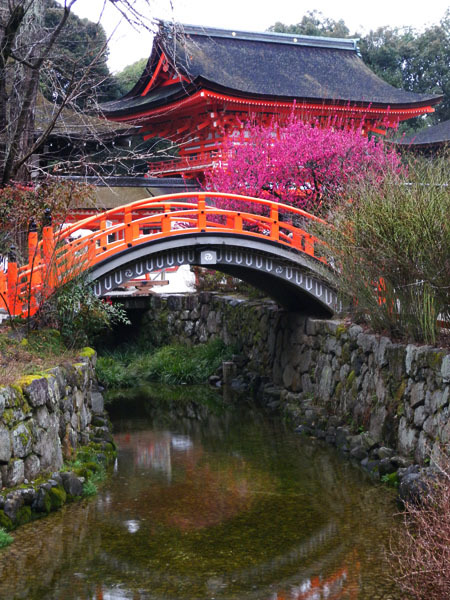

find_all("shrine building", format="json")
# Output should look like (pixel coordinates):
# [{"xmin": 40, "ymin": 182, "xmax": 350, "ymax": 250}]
[{"xmin": 101, "ymin": 21, "xmax": 442, "ymax": 179}]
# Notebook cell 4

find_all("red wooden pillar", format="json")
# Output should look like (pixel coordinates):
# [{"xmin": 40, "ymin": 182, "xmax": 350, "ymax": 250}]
[
  {"xmin": 88, "ymin": 237, "xmax": 96, "ymax": 266},
  {"xmin": 270, "ymin": 203, "xmax": 279, "ymax": 240},
  {"xmin": 42, "ymin": 213, "xmax": 55, "ymax": 296},
  {"xmin": 124, "ymin": 208, "xmax": 133, "ymax": 245},
  {"xmin": 162, "ymin": 204, "xmax": 171, "ymax": 233},
  {"xmin": 27, "ymin": 220, "xmax": 39, "ymax": 315},
  {"xmin": 198, "ymin": 194, "xmax": 206, "ymax": 230}
]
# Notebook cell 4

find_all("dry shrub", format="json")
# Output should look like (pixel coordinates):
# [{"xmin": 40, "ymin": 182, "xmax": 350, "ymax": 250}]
[
  {"xmin": 390, "ymin": 462, "xmax": 450, "ymax": 599},
  {"xmin": 318, "ymin": 152, "xmax": 450, "ymax": 344}
]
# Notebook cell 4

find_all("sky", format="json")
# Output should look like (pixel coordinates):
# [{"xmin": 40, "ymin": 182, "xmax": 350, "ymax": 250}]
[{"xmin": 71, "ymin": 0, "xmax": 450, "ymax": 73}]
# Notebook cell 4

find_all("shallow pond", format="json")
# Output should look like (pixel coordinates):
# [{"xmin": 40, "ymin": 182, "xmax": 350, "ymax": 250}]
[{"xmin": 0, "ymin": 385, "xmax": 402, "ymax": 599}]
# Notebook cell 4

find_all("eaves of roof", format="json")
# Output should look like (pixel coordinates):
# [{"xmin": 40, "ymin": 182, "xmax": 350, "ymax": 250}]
[{"xmin": 101, "ymin": 21, "xmax": 442, "ymax": 118}]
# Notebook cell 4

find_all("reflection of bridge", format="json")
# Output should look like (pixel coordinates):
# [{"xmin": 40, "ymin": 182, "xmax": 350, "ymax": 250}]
[{"xmin": 0, "ymin": 192, "xmax": 339, "ymax": 318}]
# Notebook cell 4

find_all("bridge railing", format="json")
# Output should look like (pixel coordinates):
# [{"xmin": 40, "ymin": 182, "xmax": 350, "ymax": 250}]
[{"xmin": 0, "ymin": 192, "xmax": 327, "ymax": 318}]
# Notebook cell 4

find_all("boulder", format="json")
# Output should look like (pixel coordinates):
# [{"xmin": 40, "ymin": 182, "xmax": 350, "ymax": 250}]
[
  {"xmin": 377, "ymin": 447, "xmax": 395, "ymax": 460},
  {"xmin": 33, "ymin": 416, "xmax": 63, "ymax": 471},
  {"xmin": 397, "ymin": 417, "xmax": 418, "ymax": 455},
  {"xmin": 61, "ymin": 472, "xmax": 83, "ymax": 497},
  {"xmin": 5, "ymin": 459, "xmax": 24, "ymax": 487},
  {"xmin": 0, "ymin": 425, "xmax": 11, "ymax": 463},
  {"xmin": 22, "ymin": 377, "xmax": 48, "ymax": 407},
  {"xmin": 3, "ymin": 492, "xmax": 24, "ymax": 521},
  {"xmin": 379, "ymin": 458, "xmax": 396, "ymax": 476},
  {"xmin": 32, "ymin": 488, "xmax": 51, "ymax": 513},
  {"xmin": 350, "ymin": 446, "xmax": 368, "ymax": 461},
  {"xmin": 90, "ymin": 392, "xmax": 104, "ymax": 415},
  {"xmin": 11, "ymin": 423, "xmax": 33, "ymax": 458},
  {"xmin": 441, "ymin": 355, "xmax": 450, "ymax": 382},
  {"xmin": 399, "ymin": 472, "xmax": 429, "ymax": 505},
  {"xmin": 24, "ymin": 454, "xmax": 40, "ymax": 481}
]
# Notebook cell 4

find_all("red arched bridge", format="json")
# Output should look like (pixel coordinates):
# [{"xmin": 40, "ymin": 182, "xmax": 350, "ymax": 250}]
[{"xmin": 0, "ymin": 192, "xmax": 340, "ymax": 318}]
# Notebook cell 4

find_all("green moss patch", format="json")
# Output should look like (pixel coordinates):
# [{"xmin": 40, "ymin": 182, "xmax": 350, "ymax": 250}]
[
  {"xmin": 15, "ymin": 506, "xmax": 32, "ymax": 526},
  {"xmin": 346, "ymin": 370, "xmax": 356, "ymax": 390},
  {"xmin": 49, "ymin": 486, "xmax": 67, "ymax": 510},
  {"xmin": 0, "ymin": 511, "xmax": 13, "ymax": 531},
  {"xmin": 381, "ymin": 471, "xmax": 399, "ymax": 488},
  {"xmin": 79, "ymin": 347, "xmax": 96, "ymax": 358}
]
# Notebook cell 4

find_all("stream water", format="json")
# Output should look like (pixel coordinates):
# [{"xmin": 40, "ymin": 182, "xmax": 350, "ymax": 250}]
[{"xmin": 0, "ymin": 385, "xmax": 403, "ymax": 600}]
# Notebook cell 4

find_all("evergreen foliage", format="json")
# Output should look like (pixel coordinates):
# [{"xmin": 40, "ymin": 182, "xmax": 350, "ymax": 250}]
[
  {"xmin": 269, "ymin": 10, "xmax": 350, "ymax": 38},
  {"xmin": 270, "ymin": 9, "xmax": 450, "ymax": 126},
  {"xmin": 41, "ymin": 0, "xmax": 120, "ymax": 106},
  {"xmin": 114, "ymin": 58, "xmax": 147, "ymax": 96}
]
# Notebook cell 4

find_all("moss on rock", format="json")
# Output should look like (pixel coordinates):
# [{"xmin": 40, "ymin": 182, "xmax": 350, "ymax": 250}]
[
  {"xmin": 395, "ymin": 379, "xmax": 407, "ymax": 403},
  {"xmin": 346, "ymin": 370, "xmax": 356, "ymax": 390},
  {"xmin": 49, "ymin": 486, "xmax": 67, "ymax": 510},
  {"xmin": 15, "ymin": 506, "xmax": 32, "ymax": 526},
  {"xmin": 0, "ymin": 510, "xmax": 13, "ymax": 531},
  {"xmin": 79, "ymin": 347, "xmax": 96, "ymax": 358},
  {"xmin": 335, "ymin": 323, "xmax": 348, "ymax": 340}
]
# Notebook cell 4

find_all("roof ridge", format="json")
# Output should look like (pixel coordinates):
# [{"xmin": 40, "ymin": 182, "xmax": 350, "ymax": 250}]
[{"xmin": 158, "ymin": 20, "xmax": 359, "ymax": 52}]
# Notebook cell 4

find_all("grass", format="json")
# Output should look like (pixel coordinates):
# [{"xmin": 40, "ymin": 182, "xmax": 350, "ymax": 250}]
[
  {"xmin": 0, "ymin": 528, "xmax": 13, "ymax": 549},
  {"xmin": 0, "ymin": 325, "xmax": 79, "ymax": 385},
  {"xmin": 96, "ymin": 338, "xmax": 234, "ymax": 388}
]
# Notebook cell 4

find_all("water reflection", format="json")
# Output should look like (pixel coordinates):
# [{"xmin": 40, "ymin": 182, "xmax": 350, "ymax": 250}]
[{"xmin": 0, "ymin": 387, "xmax": 400, "ymax": 600}]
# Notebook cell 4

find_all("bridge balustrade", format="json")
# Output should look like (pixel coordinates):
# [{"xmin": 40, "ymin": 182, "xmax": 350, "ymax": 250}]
[{"xmin": 0, "ymin": 192, "xmax": 327, "ymax": 319}]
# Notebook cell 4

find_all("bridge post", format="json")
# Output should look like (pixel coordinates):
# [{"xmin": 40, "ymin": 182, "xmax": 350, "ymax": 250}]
[
  {"xmin": 99, "ymin": 219, "xmax": 107, "ymax": 250},
  {"xmin": 28, "ymin": 220, "xmax": 38, "ymax": 261},
  {"xmin": 42, "ymin": 224, "xmax": 55, "ymax": 292},
  {"xmin": 162, "ymin": 204, "xmax": 171, "ymax": 233},
  {"xmin": 27, "ymin": 220, "xmax": 40, "ymax": 316},
  {"xmin": 124, "ymin": 209, "xmax": 133, "ymax": 245},
  {"xmin": 198, "ymin": 194, "xmax": 206, "ymax": 230},
  {"xmin": 88, "ymin": 238, "xmax": 96, "ymax": 265},
  {"xmin": 270, "ymin": 204, "xmax": 279, "ymax": 241}
]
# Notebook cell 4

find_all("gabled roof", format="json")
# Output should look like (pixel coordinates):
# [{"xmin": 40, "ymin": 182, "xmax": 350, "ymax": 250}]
[
  {"xmin": 397, "ymin": 119, "xmax": 450, "ymax": 147},
  {"xmin": 102, "ymin": 21, "xmax": 442, "ymax": 118}
]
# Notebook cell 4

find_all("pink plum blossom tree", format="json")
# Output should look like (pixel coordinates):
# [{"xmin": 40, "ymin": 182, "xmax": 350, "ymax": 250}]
[{"xmin": 203, "ymin": 117, "xmax": 403, "ymax": 216}]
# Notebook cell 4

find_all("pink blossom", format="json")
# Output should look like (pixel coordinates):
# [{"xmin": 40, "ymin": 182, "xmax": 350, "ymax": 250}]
[{"xmin": 203, "ymin": 116, "xmax": 403, "ymax": 216}]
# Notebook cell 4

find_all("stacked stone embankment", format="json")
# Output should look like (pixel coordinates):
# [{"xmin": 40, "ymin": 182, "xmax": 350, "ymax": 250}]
[
  {"xmin": 143, "ymin": 293, "xmax": 450, "ymax": 497},
  {"xmin": 0, "ymin": 349, "xmax": 112, "ymax": 528}
]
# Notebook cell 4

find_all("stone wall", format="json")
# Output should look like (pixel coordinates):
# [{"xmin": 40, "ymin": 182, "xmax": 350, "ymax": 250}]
[
  {"xmin": 143, "ymin": 293, "xmax": 450, "ymax": 469},
  {"xmin": 0, "ymin": 349, "xmax": 106, "ymax": 490}
]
